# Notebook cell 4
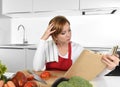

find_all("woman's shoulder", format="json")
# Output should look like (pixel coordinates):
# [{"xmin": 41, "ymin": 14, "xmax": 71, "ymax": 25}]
[
  {"xmin": 71, "ymin": 41, "xmax": 84, "ymax": 52},
  {"xmin": 71, "ymin": 41, "xmax": 84, "ymax": 62},
  {"xmin": 71, "ymin": 41, "xmax": 83, "ymax": 48}
]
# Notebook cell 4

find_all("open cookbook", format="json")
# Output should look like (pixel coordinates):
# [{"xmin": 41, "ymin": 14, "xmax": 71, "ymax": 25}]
[{"xmin": 64, "ymin": 45, "xmax": 119, "ymax": 80}]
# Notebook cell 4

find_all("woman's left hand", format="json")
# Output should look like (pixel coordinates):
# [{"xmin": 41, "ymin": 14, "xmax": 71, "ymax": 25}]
[{"xmin": 102, "ymin": 54, "xmax": 120, "ymax": 70}]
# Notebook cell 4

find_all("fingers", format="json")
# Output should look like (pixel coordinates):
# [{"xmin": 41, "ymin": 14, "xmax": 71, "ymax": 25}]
[
  {"xmin": 41, "ymin": 23, "xmax": 56, "ymax": 40},
  {"xmin": 115, "ymin": 54, "xmax": 119, "ymax": 58},
  {"xmin": 102, "ymin": 54, "xmax": 120, "ymax": 70},
  {"xmin": 111, "ymin": 55, "xmax": 120, "ymax": 65},
  {"xmin": 46, "ymin": 23, "xmax": 56, "ymax": 35},
  {"xmin": 50, "ymin": 29, "xmax": 56, "ymax": 35},
  {"xmin": 47, "ymin": 23, "xmax": 54, "ymax": 32}
]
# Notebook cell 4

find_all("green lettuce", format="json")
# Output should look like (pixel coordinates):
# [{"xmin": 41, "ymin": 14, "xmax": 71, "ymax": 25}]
[{"xmin": 0, "ymin": 60, "xmax": 7, "ymax": 78}]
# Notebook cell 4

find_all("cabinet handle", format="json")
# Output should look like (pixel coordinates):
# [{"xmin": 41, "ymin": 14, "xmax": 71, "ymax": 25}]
[
  {"xmin": 0, "ymin": 47, "xmax": 24, "ymax": 49},
  {"xmin": 28, "ymin": 48, "xmax": 36, "ymax": 50}
]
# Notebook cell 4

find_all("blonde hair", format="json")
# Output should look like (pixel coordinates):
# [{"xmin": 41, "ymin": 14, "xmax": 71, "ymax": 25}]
[{"xmin": 49, "ymin": 16, "xmax": 70, "ymax": 42}]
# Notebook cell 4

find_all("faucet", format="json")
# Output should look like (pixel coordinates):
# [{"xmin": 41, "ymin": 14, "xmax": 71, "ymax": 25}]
[{"xmin": 18, "ymin": 24, "xmax": 28, "ymax": 44}]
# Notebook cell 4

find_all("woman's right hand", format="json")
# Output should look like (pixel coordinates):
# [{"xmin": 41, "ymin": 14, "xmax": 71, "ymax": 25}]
[{"xmin": 41, "ymin": 23, "xmax": 56, "ymax": 40}]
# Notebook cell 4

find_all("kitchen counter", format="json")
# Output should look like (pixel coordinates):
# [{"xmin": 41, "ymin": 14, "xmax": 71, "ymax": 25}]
[
  {"xmin": 4, "ymin": 72, "xmax": 120, "ymax": 87},
  {"xmin": 36, "ymin": 71, "xmax": 120, "ymax": 87},
  {"xmin": 0, "ymin": 44, "xmax": 37, "ymax": 49},
  {"xmin": 0, "ymin": 45, "xmax": 119, "ymax": 51},
  {"xmin": 0, "ymin": 44, "xmax": 37, "ymax": 72},
  {"xmin": 29, "ymin": 71, "xmax": 120, "ymax": 87},
  {"xmin": 91, "ymin": 76, "xmax": 120, "ymax": 87}
]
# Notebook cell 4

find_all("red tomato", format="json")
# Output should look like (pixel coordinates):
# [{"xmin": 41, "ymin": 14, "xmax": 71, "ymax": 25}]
[
  {"xmin": 40, "ymin": 71, "xmax": 51, "ymax": 80},
  {"xmin": 24, "ymin": 81, "xmax": 37, "ymax": 87}
]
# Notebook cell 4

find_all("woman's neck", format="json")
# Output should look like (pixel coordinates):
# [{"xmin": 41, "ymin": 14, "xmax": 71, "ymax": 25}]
[
  {"xmin": 57, "ymin": 42, "xmax": 68, "ymax": 47},
  {"xmin": 57, "ymin": 42, "xmax": 69, "ymax": 56}
]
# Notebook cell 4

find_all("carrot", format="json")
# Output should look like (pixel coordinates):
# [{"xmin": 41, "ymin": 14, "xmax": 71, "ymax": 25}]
[
  {"xmin": 7, "ymin": 81, "xmax": 16, "ymax": 87},
  {"xmin": 4, "ymin": 83, "xmax": 8, "ymax": 87},
  {"xmin": 0, "ymin": 80, "xmax": 4, "ymax": 87}
]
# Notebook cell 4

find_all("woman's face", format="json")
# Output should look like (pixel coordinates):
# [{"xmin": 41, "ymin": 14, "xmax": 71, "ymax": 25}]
[{"xmin": 56, "ymin": 22, "xmax": 71, "ymax": 44}]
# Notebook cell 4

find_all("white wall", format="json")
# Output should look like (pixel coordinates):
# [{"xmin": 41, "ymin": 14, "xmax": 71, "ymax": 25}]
[
  {"xmin": 69, "ymin": 15, "xmax": 120, "ymax": 47},
  {"xmin": 11, "ymin": 15, "xmax": 120, "ymax": 47},
  {"xmin": 11, "ymin": 17, "xmax": 52, "ymax": 44},
  {"xmin": 0, "ymin": 18, "xmax": 11, "ymax": 44}
]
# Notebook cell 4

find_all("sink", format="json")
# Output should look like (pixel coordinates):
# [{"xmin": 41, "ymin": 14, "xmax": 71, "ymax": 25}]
[{"xmin": 0, "ymin": 44, "xmax": 35, "ymax": 46}]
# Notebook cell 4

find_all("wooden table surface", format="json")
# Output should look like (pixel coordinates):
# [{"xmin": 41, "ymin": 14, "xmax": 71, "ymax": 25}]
[{"xmin": 23, "ymin": 70, "xmax": 66, "ymax": 87}]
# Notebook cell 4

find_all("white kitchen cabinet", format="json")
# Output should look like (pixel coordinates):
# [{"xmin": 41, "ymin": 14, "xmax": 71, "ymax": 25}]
[
  {"xmin": 2, "ymin": 0, "xmax": 32, "ymax": 14},
  {"xmin": 1, "ymin": 0, "xmax": 79, "ymax": 14},
  {"xmin": 80, "ymin": 0, "xmax": 120, "ymax": 9},
  {"xmin": 26, "ymin": 48, "xmax": 36, "ymax": 70},
  {"xmin": 0, "ymin": 48, "xmax": 26, "ymax": 72},
  {"xmin": 30, "ymin": 0, "xmax": 79, "ymax": 12}
]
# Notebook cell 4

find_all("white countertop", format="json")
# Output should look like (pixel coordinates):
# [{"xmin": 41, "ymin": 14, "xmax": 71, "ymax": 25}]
[
  {"xmin": 0, "ymin": 44, "xmax": 37, "ymax": 49},
  {"xmin": 91, "ymin": 76, "xmax": 120, "ymax": 87}
]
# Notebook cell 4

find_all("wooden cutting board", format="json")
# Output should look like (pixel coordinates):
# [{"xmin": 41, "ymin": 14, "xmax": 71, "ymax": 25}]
[
  {"xmin": 23, "ymin": 70, "xmax": 66, "ymax": 87},
  {"xmin": 36, "ymin": 70, "xmax": 66, "ymax": 87}
]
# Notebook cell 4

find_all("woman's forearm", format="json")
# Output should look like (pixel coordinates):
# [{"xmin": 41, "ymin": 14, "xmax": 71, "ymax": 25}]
[{"xmin": 33, "ymin": 40, "xmax": 46, "ymax": 71}]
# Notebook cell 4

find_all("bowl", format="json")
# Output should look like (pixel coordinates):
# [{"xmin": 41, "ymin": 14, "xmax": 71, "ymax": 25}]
[{"xmin": 51, "ymin": 77, "xmax": 69, "ymax": 87}]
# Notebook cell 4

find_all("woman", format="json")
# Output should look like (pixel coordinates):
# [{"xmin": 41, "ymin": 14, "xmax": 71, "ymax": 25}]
[{"xmin": 33, "ymin": 16, "xmax": 120, "ymax": 75}]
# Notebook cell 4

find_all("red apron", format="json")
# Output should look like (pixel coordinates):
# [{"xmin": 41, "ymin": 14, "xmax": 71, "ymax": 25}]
[{"xmin": 46, "ymin": 42, "xmax": 72, "ymax": 71}]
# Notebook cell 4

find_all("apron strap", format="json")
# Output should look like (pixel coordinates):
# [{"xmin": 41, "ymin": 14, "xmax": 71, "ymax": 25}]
[{"xmin": 68, "ymin": 42, "xmax": 71, "ymax": 59}]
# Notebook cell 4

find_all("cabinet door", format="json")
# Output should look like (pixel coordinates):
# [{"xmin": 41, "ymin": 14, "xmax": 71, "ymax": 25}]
[
  {"xmin": 26, "ymin": 48, "xmax": 36, "ymax": 70},
  {"xmin": 0, "ymin": 48, "xmax": 26, "ymax": 72},
  {"xmin": 80, "ymin": 0, "xmax": 120, "ymax": 9},
  {"xmin": 33, "ymin": 0, "xmax": 79, "ymax": 12},
  {"xmin": 2, "ymin": 0, "xmax": 32, "ymax": 14}
]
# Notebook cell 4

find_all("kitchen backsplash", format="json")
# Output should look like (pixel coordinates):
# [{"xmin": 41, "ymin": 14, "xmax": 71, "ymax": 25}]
[
  {"xmin": 0, "ymin": 18, "xmax": 11, "ymax": 44},
  {"xmin": 1, "ymin": 15, "xmax": 120, "ymax": 47}
]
